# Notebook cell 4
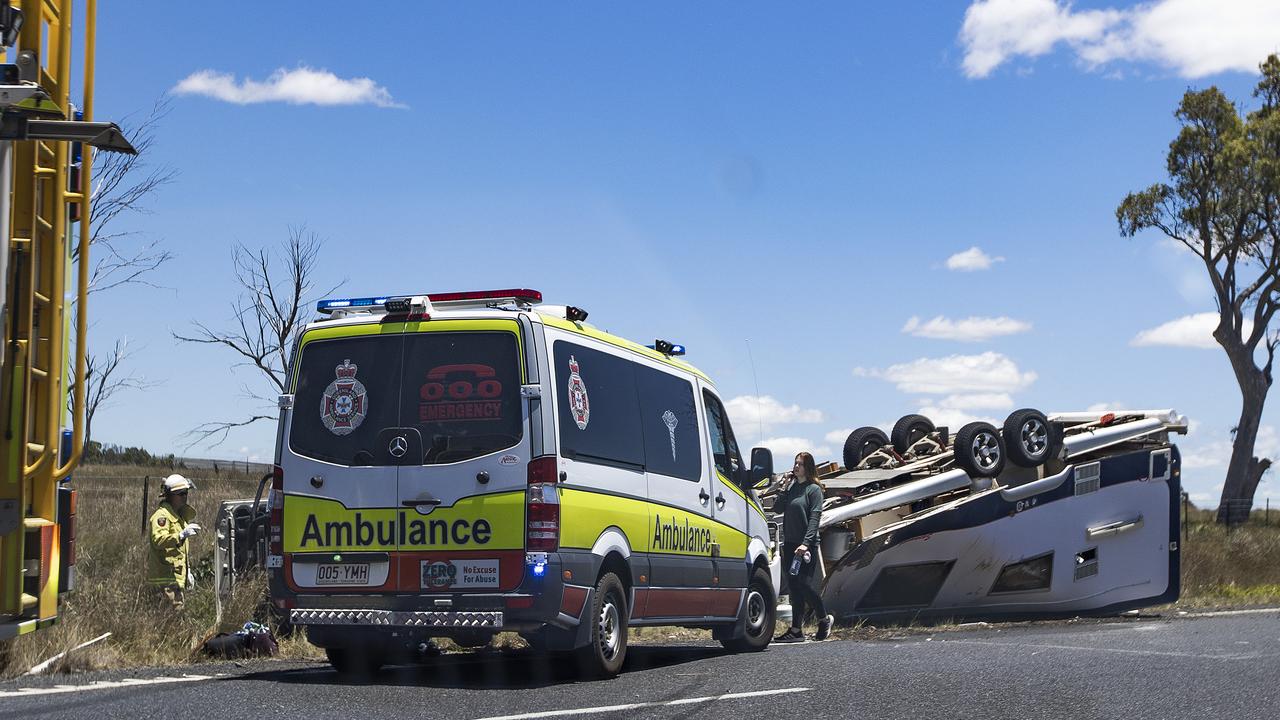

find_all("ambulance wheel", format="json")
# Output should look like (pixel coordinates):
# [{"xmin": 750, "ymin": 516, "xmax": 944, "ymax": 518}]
[
  {"xmin": 891, "ymin": 414, "xmax": 935, "ymax": 453},
  {"xmin": 720, "ymin": 567, "xmax": 776, "ymax": 652},
  {"xmin": 576, "ymin": 572, "xmax": 628, "ymax": 678},
  {"xmin": 1002, "ymin": 408, "xmax": 1059, "ymax": 467},
  {"xmin": 326, "ymin": 645, "xmax": 383, "ymax": 678},
  {"xmin": 954, "ymin": 422, "xmax": 1005, "ymax": 478},
  {"xmin": 843, "ymin": 427, "xmax": 889, "ymax": 470}
]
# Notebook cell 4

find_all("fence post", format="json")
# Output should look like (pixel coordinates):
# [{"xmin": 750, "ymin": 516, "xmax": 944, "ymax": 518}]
[{"xmin": 141, "ymin": 475, "xmax": 150, "ymax": 536}]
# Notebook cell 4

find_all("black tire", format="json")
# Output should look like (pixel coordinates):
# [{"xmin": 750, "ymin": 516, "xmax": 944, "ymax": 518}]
[
  {"xmin": 576, "ymin": 572, "xmax": 628, "ymax": 678},
  {"xmin": 1002, "ymin": 408, "xmax": 1058, "ymax": 468},
  {"xmin": 843, "ymin": 427, "xmax": 889, "ymax": 470},
  {"xmin": 720, "ymin": 567, "xmax": 776, "ymax": 653},
  {"xmin": 326, "ymin": 645, "xmax": 384, "ymax": 679},
  {"xmin": 891, "ymin": 414, "xmax": 935, "ymax": 453},
  {"xmin": 953, "ymin": 421, "xmax": 1006, "ymax": 478}
]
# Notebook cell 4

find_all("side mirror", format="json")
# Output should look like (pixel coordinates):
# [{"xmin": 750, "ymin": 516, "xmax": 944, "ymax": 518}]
[{"xmin": 749, "ymin": 447, "xmax": 773, "ymax": 488}]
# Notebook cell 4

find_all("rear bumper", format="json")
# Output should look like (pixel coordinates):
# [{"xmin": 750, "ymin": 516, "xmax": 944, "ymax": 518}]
[{"xmin": 291, "ymin": 608, "xmax": 503, "ymax": 629}]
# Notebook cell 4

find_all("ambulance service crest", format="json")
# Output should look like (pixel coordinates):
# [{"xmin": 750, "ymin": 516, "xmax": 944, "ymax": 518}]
[
  {"xmin": 567, "ymin": 355, "xmax": 590, "ymax": 430},
  {"xmin": 321, "ymin": 359, "xmax": 368, "ymax": 436}
]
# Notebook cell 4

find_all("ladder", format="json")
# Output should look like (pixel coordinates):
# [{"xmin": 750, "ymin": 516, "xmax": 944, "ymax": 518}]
[{"xmin": 0, "ymin": 0, "xmax": 132, "ymax": 636}]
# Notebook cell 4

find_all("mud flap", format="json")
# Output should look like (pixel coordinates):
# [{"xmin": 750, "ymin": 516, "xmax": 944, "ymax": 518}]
[{"xmin": 539, "ymin": 587, "xmax": 596, "ymax": 651}]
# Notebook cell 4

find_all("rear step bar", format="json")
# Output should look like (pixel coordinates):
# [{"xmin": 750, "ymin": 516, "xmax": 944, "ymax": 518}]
[{"xmin": 291, "ymin": 609, "xmax": 503, "ymax": 628}]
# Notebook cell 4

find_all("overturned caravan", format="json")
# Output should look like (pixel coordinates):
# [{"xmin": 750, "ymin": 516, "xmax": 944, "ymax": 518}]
[{"xmin": 810, "ymin": 410, "xmax": 1186, "ymax": 623}]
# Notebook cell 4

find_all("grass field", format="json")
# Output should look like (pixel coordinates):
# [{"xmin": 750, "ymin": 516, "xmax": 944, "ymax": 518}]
[{"xmin": 2, "ymin": 465, "xmax": 1278, "ymax": 676}]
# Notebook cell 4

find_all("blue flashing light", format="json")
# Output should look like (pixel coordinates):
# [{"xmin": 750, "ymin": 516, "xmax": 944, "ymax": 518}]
[
  {"xmin": 316, "ymin": 296, "xmax": 391, "ymax": 313},
  {"xmin": 532, "ymin": 562, "xmax": 547, "ymax": 577},
  {"xmin": 646, "ymin": 341, "xmax": 687, "ymax": 357}
]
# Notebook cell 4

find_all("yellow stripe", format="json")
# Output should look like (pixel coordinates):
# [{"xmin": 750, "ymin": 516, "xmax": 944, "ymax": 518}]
[
  {"xmin": 559, "ymin": 487, "xmax": 749, "ymax": 558},
  {"xmin": 540, "ymin": 315, "xmax": 711, "ymax": 383},
  {"xmin": 283, "ymin": 492, "xmax": 526, "ymax": 552}
]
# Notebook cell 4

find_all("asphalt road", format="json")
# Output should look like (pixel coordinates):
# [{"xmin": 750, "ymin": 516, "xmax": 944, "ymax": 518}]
[{"xmin": 2, "ymin": 610, "xmax": 1277, "ymax": 720}]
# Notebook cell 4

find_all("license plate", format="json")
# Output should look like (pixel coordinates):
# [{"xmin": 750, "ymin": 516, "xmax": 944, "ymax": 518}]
[{"xmin": 315, "ymin": 563, "xmax": 369, "ymax": 585}]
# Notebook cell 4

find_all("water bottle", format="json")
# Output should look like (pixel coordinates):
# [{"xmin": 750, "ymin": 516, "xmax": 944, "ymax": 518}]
[{"xmin": 789, "ymin": 548, "xmax": 808, "ymax": 576}]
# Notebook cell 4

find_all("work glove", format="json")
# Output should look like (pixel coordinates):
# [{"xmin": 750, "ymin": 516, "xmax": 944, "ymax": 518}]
[
  {"xmin": 187, "ymin": 570, "xmax": 195, "ymax": 589},
  {"xmin": 178, "ymin": 523, "xmax": 202, "ymax": 541}
]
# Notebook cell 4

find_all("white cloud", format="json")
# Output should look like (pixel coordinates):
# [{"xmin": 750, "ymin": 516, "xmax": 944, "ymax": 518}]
[
  {"xmin": 724, "ymin": 395, "xmax": 824, "ymax": 432},
  {"xmin": 1086, "ymin": 401, "xmax": 1127, "ymax": 413},
  {"xmin": 1181, "ymin": 425, "xmax": 1280, "ymax": 470},
  {"xmin": 903, "ymin": 315, "xmax": 1032, "ymax": 342},
  {"xmin": 856, "ymin": 352, "xmax": 1037, "ymax": 395},
  {"xmin": 173, "ymin": 67, "xmax": 404, "ymax": 108},
  {"xmin": 945, "ymin": 246, "xmax": 1005, "ymax": 271},
  {"xmin": 936, "ymin": 393, "xmax": 1014, "ymax": 410},
  {"xmin": 1131, "ymin": 312, "xmax": 1245, "ymax": 349},
  {"xmin": 960, "ymin": 0, "xmax": 1280, "ymax": 79},
  {"xmin": 824, "ymin": 428, "xmax": 854, "ymax": 446},
  {"xmin": 916, "ymin": 405, "xmax": 996, "ymax": 430},
  {"xmin": 759, "ymin": 437, "xmax": 833, "ymax": 465}
]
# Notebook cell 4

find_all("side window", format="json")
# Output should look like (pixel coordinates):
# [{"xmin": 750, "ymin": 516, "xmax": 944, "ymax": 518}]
[
  {"xmin": 702, "ymin": 390, "xmax": 743, "ymax": 481},
  {"xmin": 636, "ymin": 366, "xmax": 701, "ymax": 482},
  {"xmin": 554, "ymin": 341, "xmax": 644, "ymax": 469}
]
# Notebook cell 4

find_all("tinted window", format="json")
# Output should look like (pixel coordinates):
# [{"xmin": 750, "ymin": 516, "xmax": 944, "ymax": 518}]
[
  {"xmin": 290, "ymin": 334, "xmax": 404, "ymax": 466},
  {"xmin": 990, "ymin": 553, "xmax": 1053, "ymax": 594},
  {"xmin": 703, "ymin": 391, "xmax": 743, "ymax": 479},
  {"xmin": 401, "ymin": 332, "xmax": 523, "ymax": 464},
  {"xmin": 637, "ymin": 367, "xmax": 701, "ymax": 481},
  {"xmin": 555, "ymin": 341, "xmax": 644, "ymax": 468},
  {"xmin": 289, "ymin": 331, "xmax": 523, "ymax": 466},
  {"xmin": 858, "ymin": 561, "xmax": 955, "ymax": 609}
]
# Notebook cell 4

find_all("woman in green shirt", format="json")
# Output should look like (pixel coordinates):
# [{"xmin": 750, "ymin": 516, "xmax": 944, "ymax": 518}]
[{"xmin": 775, "ymin": 452, "xmax": 834, "ymax": 643}]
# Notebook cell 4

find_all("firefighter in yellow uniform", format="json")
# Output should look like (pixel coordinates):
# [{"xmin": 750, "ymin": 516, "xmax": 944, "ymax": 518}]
[{"xmin": 148, "ymin": 474, "xmax": 201, "ymax": 609}]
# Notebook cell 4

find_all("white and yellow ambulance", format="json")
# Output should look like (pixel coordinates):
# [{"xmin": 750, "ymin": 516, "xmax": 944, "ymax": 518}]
[{"xmin": 268, "ymin": 289, "xmax": 778, "ymax": 677}]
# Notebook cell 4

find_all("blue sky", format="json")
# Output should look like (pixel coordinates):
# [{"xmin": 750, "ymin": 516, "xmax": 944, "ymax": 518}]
[{"xmin": 82, "ymin": 1, "xmax": 1280, "ymax": 507}]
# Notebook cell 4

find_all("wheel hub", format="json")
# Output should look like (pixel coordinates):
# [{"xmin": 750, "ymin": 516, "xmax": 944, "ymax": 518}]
[
  {"xmin": 745, "ymin": 589, "xmax": 767, "ymax": 636},
  {"xmin": 598, "ymin": 599, "xmax": 621, "ymax": 659}
]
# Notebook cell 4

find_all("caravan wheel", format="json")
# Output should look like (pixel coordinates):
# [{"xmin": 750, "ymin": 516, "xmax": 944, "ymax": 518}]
[
  {"xmin": 843, "ymin": 427, "xmax": 889, "ymax": 470},
  {"xmin": 1002, "ymin": 408, "xmax": 1058, "ymax": 467},
  {"xmin": 954, "ymin": 422, "xmax": 1005, "ymax": 478},
  {"xmin": 891, "ymin": 414, "xmax": 935, "ymax": 453}
]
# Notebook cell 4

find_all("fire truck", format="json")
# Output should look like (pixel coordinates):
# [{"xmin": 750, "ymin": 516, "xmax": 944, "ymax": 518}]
[{"xmin": 0, "ymin": 0, "xmax": 133, "ymax": 643}]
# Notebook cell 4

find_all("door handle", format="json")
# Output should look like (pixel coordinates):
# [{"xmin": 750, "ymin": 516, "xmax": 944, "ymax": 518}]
[
  {"xmin": 699, "ymin": 489, "xmax": 710, "ymax": 505},
  {"xmin": 715, "ymin": 492, "xmax": 726, "ymax": 509},
  {"xmin": 402, "ymin": 497, "xmax": 442, "ymax": 507},
  {"xmin": 1086, "ymin": 514, "xmax": 1143, "ymax": 540}
]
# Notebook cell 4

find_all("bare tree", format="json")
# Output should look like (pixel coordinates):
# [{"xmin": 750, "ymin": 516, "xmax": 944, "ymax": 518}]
[
  {"xmin": 66, "ymin": 99, "xmax": 177, "ymax": 449},
  {"xmin": 174, "ymin": 226, "xmax": 336, "ymax": 447},
  {"xmin": 79, "ymin": 98, "xmax": 178, "ymax": 294},
  {"xmin": 1117, "ymin": 54, "xmax": 1280, "ymax": 524},
  {"xmin": 79, "ymin": 339, "xmax": 160, "ymax": 448}
]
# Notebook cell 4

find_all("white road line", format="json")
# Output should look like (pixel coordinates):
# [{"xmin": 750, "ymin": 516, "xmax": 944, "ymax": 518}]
[
  {"xmin": 1180, "ymin": 607, "xmax": 1280, "ymax": 618},
  {"xmin": 944, "ymin": 639, "xmax": 1261, "ymax": 661},
  {"xmin": 470, "ymin": 687, "xmax": 812, "ymax": 720},
  {"xmin": 0, "ymin": 673, "xmax": 221, "ymax": 699}
]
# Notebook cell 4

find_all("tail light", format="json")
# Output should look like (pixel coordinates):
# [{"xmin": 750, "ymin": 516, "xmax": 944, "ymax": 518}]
[
  {"xmin": 526, "ymin": 456, "xmax": 559, "ymax": 552},
  {"xmin": 268, "ymin": 465, "xmax": 284, "ymax": 555}
]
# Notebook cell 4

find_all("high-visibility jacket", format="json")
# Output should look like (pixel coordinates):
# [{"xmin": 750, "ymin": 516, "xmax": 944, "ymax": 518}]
[{"xmin": 148, "ymin": 501, "xmax": 196, "ymax": 586}]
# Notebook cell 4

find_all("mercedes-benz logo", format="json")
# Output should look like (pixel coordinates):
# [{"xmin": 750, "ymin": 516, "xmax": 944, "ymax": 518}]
[{"xmin": 388, "ymin": 436, "xmax": 408, "ymax": 458}]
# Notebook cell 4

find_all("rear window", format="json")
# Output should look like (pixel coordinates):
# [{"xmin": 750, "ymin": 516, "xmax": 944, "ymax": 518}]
[{"xmin": 289, "ymin": 331, "xmax": 523, "ymax": 466}]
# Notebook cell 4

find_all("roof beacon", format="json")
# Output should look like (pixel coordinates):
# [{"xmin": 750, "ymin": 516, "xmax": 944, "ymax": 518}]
[{"xmin": 649, "ymin": 340, "xmax": 686, "ymax": 357}]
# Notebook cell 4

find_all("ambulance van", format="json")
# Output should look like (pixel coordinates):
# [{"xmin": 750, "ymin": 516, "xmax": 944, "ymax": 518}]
[{"xmin": 268, "ymin": 289, "xmax": 779, "ymax": 677}]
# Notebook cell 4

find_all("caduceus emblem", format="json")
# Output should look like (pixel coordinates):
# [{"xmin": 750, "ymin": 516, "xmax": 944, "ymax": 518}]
[{"xmin": 661, "ymin": 410, "xmax": 678, "ymax": 461}]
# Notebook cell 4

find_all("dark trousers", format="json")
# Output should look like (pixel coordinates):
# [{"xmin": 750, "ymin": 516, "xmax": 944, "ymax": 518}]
[{"xmin": 782, "ymin": 544, "xmax": 826, "ymax": 628}]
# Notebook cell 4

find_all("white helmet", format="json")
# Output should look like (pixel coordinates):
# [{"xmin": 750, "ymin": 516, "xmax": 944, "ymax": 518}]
[{"xmin": 162, "ymin": 474, "xmax": 194, "ymax": 494}]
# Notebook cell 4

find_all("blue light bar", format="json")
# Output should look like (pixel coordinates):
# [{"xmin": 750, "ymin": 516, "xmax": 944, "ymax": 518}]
[
  {"xmin": 316, "ymin": 296, "xmax": 391, "ymax": 314},
  {"xmin": 646, "ymin": 341, "xmax": 687, "ymax": 357}
]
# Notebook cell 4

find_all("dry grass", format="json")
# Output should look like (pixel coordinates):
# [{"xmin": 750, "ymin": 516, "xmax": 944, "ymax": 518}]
[
  {"xmin": 1, "ymin": 464, "xmax": 321, "ymax": 678},
  {"xmin": 1176, "ymin": 520, "xmax": 1280, "ymax": 607}
]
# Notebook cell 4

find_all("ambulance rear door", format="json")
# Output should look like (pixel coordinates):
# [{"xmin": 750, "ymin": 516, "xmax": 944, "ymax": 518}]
[
  {"xmin": 281, "ymin": 323, "xmax": 408, "ymax": 595},
  {"xmin": 394, "ymin": 319, "xmax": 531, "ymax": 595}
]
